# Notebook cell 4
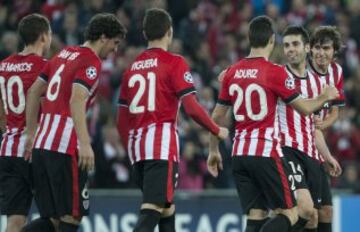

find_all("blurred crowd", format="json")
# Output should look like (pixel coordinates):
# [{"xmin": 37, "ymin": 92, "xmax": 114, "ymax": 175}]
[{"xmin": 1, "ymin": 0, "xmax": 360, "ymax": 193}]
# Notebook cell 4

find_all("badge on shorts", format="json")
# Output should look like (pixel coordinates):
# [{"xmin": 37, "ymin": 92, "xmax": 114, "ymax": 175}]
[
  {"xmin": 86, "ymin": 66, "xmax": 97, "ymax": 80},
  {"xmin": 83, "ymin": 200, "xmax": 90, "ymax": 210},
  {"xmin": 285, "ymin": 77, "xmax": 295, "ymax": 90},
  {"xmin": 184, "ymin": 71, "xmax": 193, "ymax": 83}
]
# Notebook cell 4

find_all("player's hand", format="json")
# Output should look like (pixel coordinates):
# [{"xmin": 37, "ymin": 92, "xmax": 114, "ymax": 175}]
[
  {"xmin": 322, "ymin": 85, "xmax": 339, "ymax": 101},
  {"xmin": 217, "ymin": 127, "xmax": 229, "ymax": 140},
  {"xmin": 24, "ymin": 136, "xmax": 34, "ymax": 161},
  {"xmin": 207, "ymin": 150, "xmax": 223, "ymax": 177},
  {"xmin": 217, "ymin": 69, "xmax": 226, "ymax": 82},
  {"xmin": 78, "ymin": 143, "xmax": 95, "ymax": 172},
  {"xmin": 325, "ymin": 156, "xmax": 342, "ymax": 177},
  {"xmin": 314, "ymin": 115, "xmax": 324, "ymax": 130}
]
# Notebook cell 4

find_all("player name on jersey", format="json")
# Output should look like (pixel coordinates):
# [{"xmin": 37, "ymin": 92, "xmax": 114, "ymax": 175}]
[
  {"xmin": 131, "ymin": 58, "xmax": 158, "ymax": 71},
  {"xmin": 57, "ymin": 49, "xmax": 80, "ymax": 61},
  {"xmin": 0, "ymin": 62, "xmax": 34, "ymax": 72},
  {"xmin": 234, "ymin": 69, "xmax": 258, "ymax": 79}
]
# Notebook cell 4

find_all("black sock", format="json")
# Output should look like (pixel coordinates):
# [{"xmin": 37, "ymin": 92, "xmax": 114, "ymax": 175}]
[
  {"xmin": 318, "ymin": 222, "xmax": 331, "ymax": 232},
  {"xmin": 21, "ymin": 218, "xmax": 55, "ymax": 232},
  {"xmin": 59, "ymin": 221, "xmax": 79, "ymax": 232},
  {"xmin": 159, "ymin": 213, "xmax": 175, "ymax": 232},
  {"xmin": 291, "ymin": 216, "xmax": 309, "ymax": 232},
  {"xmin": 260, "ymin": 214, "xmax": 291, "ymax": 232},
  {"xmin": 304, "ymin": 229, "xmax": 318, "ymax": 232},
  {"xmin": 245, "ymin": 218, "xmax": 269, "ymax": 232},
  {"xmin": 134, "ymin": 209, "xmax": 161, "ymax": 232}
]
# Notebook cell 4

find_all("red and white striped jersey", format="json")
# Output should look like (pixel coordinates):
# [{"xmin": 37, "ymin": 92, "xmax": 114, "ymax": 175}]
[
  {"xmin": 308, "ymin": 61, "xmax": 345, "ymax": 121},
  {"xmin": 278, "ymin": 65, "xmax": 322, "ymax": 161},
  {"xmin": 118, "ymin": 48, "xmax": 195, "ymax": 164},
  {"xmin": 218, "ymin": 57, "xmax": 300, "ymax": 158},
  {"xmin": 0, "ymin": 54, "xmax": 47, "ymax": 157},
  {"xmin": 34, "ymin": 46, "xmax": 101, "ymax": 156}
]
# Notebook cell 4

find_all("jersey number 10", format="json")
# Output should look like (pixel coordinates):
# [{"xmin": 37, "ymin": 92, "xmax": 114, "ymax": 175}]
[{"xmin": 0, "ymin": 76, "xmax": 25, "ymax": 114}]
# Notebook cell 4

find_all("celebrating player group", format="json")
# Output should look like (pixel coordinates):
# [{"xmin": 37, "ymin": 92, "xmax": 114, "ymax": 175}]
[{"xmin": 0, "ymin": 6, "xmax": 344, "ymax": 232}]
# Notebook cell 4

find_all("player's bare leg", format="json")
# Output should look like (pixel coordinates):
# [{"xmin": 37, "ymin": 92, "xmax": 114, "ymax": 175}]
[
  {"xmin": 291, "ymin": 189, "xmax": 316, "ymax": 231},
  {"xmin": 245, "ymin": 209, "xmax": 269, "ymax": 232},
  {"xmin": 318, "ymin": 205, "xmax": 332, "ymax": 232},
  {"xmin": 6, "ymin": 215, "xmax": 26, "ymax": 232},
  {"xmin": 59, "ymin": 215, "xmax": 82, "ymax": 232},
  {"xmin": 159, "ymin": 204, "xmax": 176, "ymax": 232},
  {"xmin": 134, "ymin": 203, "xmax": 163, "ymax": 232}
]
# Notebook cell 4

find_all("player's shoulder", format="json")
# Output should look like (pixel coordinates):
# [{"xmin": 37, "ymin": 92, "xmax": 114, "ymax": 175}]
[{"xmin": 330, "ymin": 61, "xmax": 343, "ymax": 73}]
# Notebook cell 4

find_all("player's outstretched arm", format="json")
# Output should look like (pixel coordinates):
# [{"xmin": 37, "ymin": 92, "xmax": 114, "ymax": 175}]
[
  {"xmin": 24, "ymin": 78, "xmax": 47, "ymax": 160},
  {"xmin": 315, "ymin": 129, "xmax": 342, "ymax": 177},
  {"xmin": 207, "ymin": 104, "xmax": 229, "ymax": 177},
  {"xmin": 182, "ymin": 94, "xmax": 228, "ymax": 139},
  {"xmin": 290, "ymin": 85, "xmax": 339, "ymax": 115},
  {"xmin": 70, "ymin": 84, "xmax": 94, "ymax": 172}
]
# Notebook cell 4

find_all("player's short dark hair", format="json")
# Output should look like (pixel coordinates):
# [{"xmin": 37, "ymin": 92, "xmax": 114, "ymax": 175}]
[
  {"xmin": 310, "ymin": 26, "xmax": 342, "ymax": 53},
  {"xmin": 282, "ymin": 26, "xmax": 310, "ymax": 44},
  {"xmin": 248, "ymin": 16, "xmax": 274, "ymax": 48},
  {"xmin": 84, "ymin": 13, "xmax": 127, "ymax": 42},
  {"xmin": 143, "ymin": 8, "xmax": 172, "ymax": 41},
  {"xmin": 18, "ymin": 14, "xmax": 50, "ymax": 46}
]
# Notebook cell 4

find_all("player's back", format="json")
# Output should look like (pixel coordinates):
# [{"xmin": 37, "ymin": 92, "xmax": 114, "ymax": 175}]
[
  {"xmin": 219, "ymin": 57, "xmax": 299, "ymax": 158},
  {"xmin": 34, "ymin": 46, "xmax": 101, "ymax": 156},
  {"xmin": 121, "ymin": 48, "xmax": 195, "ymax": 130},
  {"xmin": 0, "ymin": 54, "xmax": 46, "ymax": 157}
]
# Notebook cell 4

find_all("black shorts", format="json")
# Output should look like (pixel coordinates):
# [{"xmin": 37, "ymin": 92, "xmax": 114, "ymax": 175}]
[
  {"xmin": 320, "ymin": 163, "xmax": 332, "ymax": 206},
  {"xmin": 0, "ymin": 157, "xmax": 32, "ymax": 215},
  {"xmin": 282, "ymin": 146, "xmax": 322, "ymax": 208},
  {"xmin": 231, "ymin": 156, "xmax": 296, "ymax": 214},
  {"xmin": 133, "ymin": 160, "xmax": 178, "ymax": 208},
  {"xmin": 32, "ymin": 149, "xmax": 89, "ymax": 218}
]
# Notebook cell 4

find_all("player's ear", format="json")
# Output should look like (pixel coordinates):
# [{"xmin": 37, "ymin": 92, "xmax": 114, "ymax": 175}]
[
  {"xmin": 305, "ymin": 43, "xmax": 310, "ymax": 53},
  {"xmin": 100, "ymin": 34, "xmax": 107, "ymax": 43}
]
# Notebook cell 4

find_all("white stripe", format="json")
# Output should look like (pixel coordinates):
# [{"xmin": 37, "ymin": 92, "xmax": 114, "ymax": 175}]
[
  {"xmin": 328, "ymin": 65, "xmax": 335, "ymax": 86},
  {"xmin": 35, "ymin": 114, "xmax": 51, "ymax": 148},
  {"xmin": 248, "ymin": 129, "xmax": 259, "ymax": 155},
  {"xmin": 293, "ymin": 110, "xmax": 303, "ymax": 151},
  {"xmin": 134, "ymin": 128, "xmax": 143, "ymax": 162},
  {"xmin": 160, "ymin": 123, "xmax": 171, "ymax": 160},
  {"xmin": 17, "ymin": 132, "xmax": 27, "ymax": 157},
  {"xmin": 263, "ymin": 128, "xmax": 273, "ymax": 157},
  {"xmin": 231, "ymin": 130, "xmax": 239, "ymax": 155},
  {"xmin": 236, "ymin": 129, "xmax": 247, "ymax": 156},
  {"xmin": 127, "ymin": 129, "xmax": 134, "ymax": 164},
  {"xmin": 175, "ymin": 129, "xmax": 180, "ymax": 162},
  {"xmin": 305, "ymin": 116, "xmax": 313, "ymax": 156},
  {"xmin": 278, "ymin": 100, "xmax": 293, "ymax": 147},
  {"xmin": 58, "ymin": 117, "xmax": 73, "ymax": 153},
  {"xmin": 4, "ymin": 128, "xmax": 18, "ymax": 156},
  {"xmin": 44, "ymin": 115, "xmax": 61, "ymax": 150},
  {"xmin": 145, "ymin": 124, "xmax": 155, "ymax": 160}
]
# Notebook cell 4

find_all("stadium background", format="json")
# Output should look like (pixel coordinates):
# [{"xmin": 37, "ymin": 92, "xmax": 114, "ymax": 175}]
[{"xmin": 1, "ymin": 0, "xmax": 360, "ymax": 231}]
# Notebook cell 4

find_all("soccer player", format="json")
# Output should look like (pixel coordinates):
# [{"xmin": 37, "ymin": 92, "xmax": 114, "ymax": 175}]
[
  {"xmin": 308, "ymin": 26, "xmax": 345, "ymax": 232},
  {"xmin": 21, "ymin": 14, "xmax": 126, "ymax": 232},
  {"xmin": 0, "ymin": 14, "xmax": 51, "ymax": 232},
  {"xmin": 117, "ymin": 8, "xmax": 228, "ymax": 232},
  {"xmin": 278, "ymin": 25, "xmax": 324, "ymax": 232},
  {"xmin": 207, "ymin": 16, "xmax": 339, "ymax": 232}
]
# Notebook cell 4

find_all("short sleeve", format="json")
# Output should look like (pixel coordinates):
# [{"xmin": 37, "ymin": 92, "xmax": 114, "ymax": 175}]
[
  {"xmin": 118, "ymin": 71, "xmax": 128, "ymax": 108},
  {"xmin": 73, "ymin": 61, "xmax": 100, "ymax": 93},
  {"xmin": 171, "ymin": 57, "xmax": 196, "ymax": 98},
  {"xmin": 217, "ymin": 68, "xmax": 232, "ymax": 106},
  {"xmin": 332, "ymin": 66, "xmax": 345, "ymax": 107},
  {"xmin": 270, "ymin": 66, "xmax": 300, "ymax": 104},
  {"xmin": 39, "ymin": 62, "xmax": 51, "ymax": 82}
]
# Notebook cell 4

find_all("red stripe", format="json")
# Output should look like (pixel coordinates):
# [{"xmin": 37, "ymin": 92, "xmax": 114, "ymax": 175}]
[
  {"xmin": 286, "ymin": 104, "xmax": 295, "ymax": 148},
  {"xmin": 255, "ymin": 130, "xmax": 265, "ymax": 157},
  {"xmin": 34, "ymin": 115, "xmax": 46, "ymax": 147},
  {"xmin": 232, "ymin": 130, "xmax": 240, "ymax": 157},
  {"xmin": 52, "ymin": 117, "xmax": 66, "ymax": 151},
  {"xmin": 39, "ymin": 115, "xmax": 54, "ymax": 148},
  {"xmin": 166, "ymin": 159, "xmax": 174, "ymax": 203},
  {"xmin": 66, "ymin": 129, "xmax": 77, "ymax": 155},
  {"xmin": 0, "ymin": 134, "xmax": 9, "ymax": 156},
  {"xmin": 243, "ymin": 132, "xmax": 251, "ymax": 155},
  {"xmin": 274, "ymin": 157, "xmax": 294, "ymax": 208},
  {"xmin": 11, "ymin": 133, "xmax": 20, "ymax": 157},
  {"xmin": 153, "ymin": 124, "xmax": 163, "ymax": 160},
  {"xmin": 140, "ymin": 127, "xmax": 147, "ymax": 161},
  {"xmin": 71, "ymin": 155, "xmax": 80, "ymax": 217},
  {"xmin": 130, "ymin": 130, "xmax": 137, "ymax": 162},
  {"xmin": 169, "ymin": 125, "xmax": 177, "ymax": 162}
]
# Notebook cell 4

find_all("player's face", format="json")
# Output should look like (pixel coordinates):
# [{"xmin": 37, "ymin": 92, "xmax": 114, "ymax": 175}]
[
  {"xmin": 283, "ymin": 35, "xmax": 309, "ymax": 65},
  {"xmin": 99, "ymin": 37, "xmax": 121, "ymax": 59},
  {"xmin": 311, "ymin": 41, "xmax": 335, "ymax": 67}
]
